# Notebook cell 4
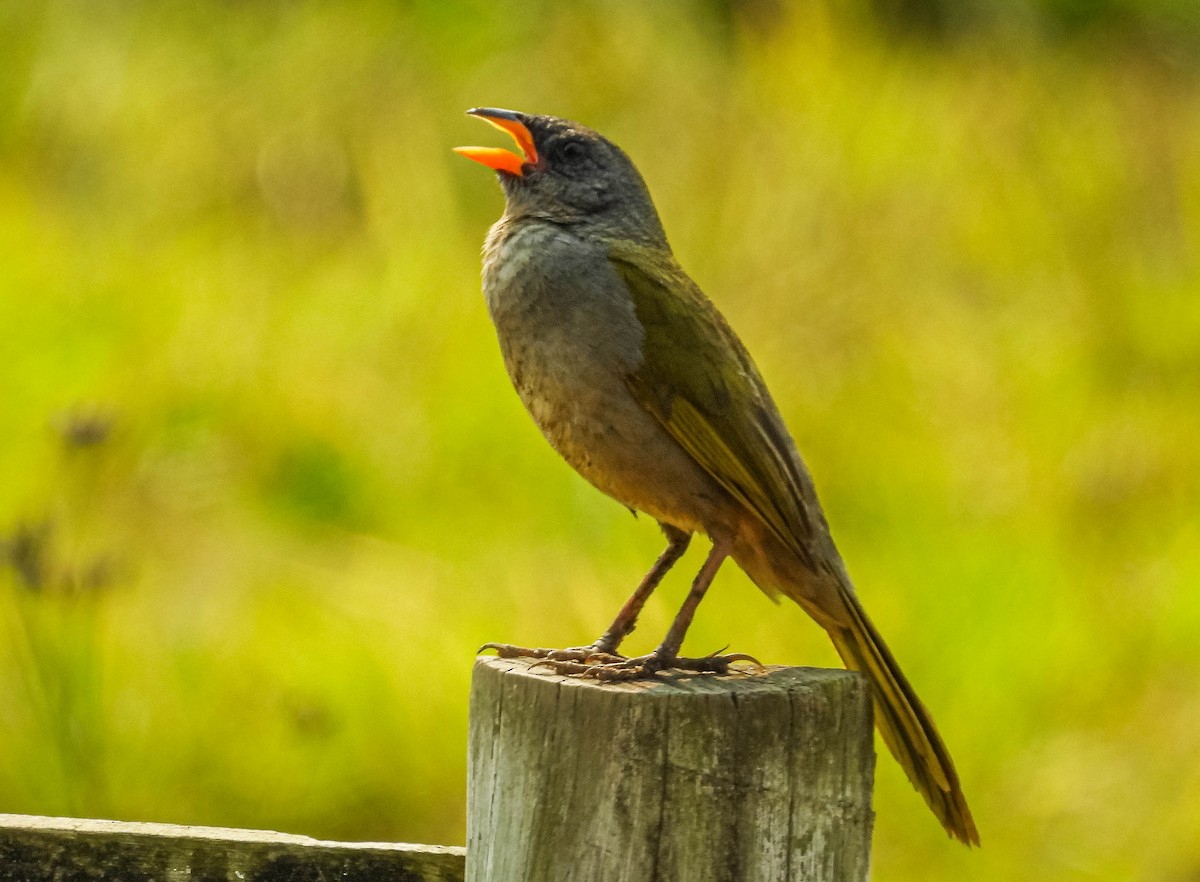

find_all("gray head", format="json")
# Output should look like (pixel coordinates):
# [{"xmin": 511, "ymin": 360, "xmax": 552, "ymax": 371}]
[{"xmin": 455, "ymin": 108, "xmax": 668, "ymax": 248}]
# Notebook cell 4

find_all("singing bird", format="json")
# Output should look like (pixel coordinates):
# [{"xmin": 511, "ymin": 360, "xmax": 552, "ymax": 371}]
[{"xmin": 455, "ymin": 108, "xmax": 978, "ymax": 845}]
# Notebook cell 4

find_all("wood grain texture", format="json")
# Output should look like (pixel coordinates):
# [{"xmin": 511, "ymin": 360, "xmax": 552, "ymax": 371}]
[
  {"xmin": 467, "ymin": 657, "xmax": 874, "ymax": 882},
  {"xmin": 0, "ymin": 813, "xmax": 465, "ymax": 882}
]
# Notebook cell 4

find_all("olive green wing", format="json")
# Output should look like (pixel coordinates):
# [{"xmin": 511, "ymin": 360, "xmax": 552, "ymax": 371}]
[{"xmin": 609, "ymin": 249, "xmax": 817, "ymax": 566}]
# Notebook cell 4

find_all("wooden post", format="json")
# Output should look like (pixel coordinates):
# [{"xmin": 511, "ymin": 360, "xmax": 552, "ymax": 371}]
[{"xmin": 467, "ymin": 657, "xmax": 874, "ymax": 882}]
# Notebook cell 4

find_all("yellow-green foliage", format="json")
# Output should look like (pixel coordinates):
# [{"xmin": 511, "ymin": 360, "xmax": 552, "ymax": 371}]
[{"xmin": 1, "ymin": 2, "xmax": 1198, "ymax": 879}]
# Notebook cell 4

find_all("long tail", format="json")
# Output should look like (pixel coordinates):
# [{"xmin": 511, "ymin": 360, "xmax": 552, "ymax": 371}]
[{"xmin": 826, "ymin": 585, "xmax": 980, "ymax": 845}]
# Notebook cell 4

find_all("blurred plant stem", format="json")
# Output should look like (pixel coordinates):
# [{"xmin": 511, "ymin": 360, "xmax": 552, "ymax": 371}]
[
  {"xmin": 2, "ymin": 414, "xmax": 119, "ymax": 816},
  {"xmin": 5, "ymin": 579, "xmax": 109, "ymax": 816}
]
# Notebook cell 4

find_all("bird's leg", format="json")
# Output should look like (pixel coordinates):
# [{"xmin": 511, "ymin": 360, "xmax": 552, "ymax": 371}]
[
  {"xmin": 641, "ymin": 538, "xmax": 730, "ymax": 672},
  {"xmin": 547, "ymin": 539, "xmax": 762, "ymax": 681},
  {"xmin": 480, "ymin": 525, "xmax": 691, "ymax": 665},
  {"xmin": 628, "ymin": 538, "xmax": 759, "ymax": 677},
  {"xmin": 591, "ymin": 524, "xmax": 690, "ymax": 655}
]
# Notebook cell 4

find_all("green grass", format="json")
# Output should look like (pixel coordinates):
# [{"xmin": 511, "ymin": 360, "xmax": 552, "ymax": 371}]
[{"xmin": 2, "ymin": 2, "xmax": 1199, "ymax": 878}]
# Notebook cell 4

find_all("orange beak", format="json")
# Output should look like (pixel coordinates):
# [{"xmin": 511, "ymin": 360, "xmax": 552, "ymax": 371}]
[{"xmin": 454, "ymin": 107, "xmax": 538, "ymax": 176}]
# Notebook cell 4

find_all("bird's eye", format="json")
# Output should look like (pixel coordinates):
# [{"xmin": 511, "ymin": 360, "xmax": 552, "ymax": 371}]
[{"xmin": 556, "ymin": 140, "xmax": 586, "ymax": 164}]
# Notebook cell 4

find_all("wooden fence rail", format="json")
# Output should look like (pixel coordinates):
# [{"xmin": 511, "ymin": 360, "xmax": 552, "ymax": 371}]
[
  {"xmin": 0, "ymin": 814, "xmax": 465, "ymax": 882},
  {"xmin": 0, "ymin": 659, "xmax": 874, "ymax": 881}
]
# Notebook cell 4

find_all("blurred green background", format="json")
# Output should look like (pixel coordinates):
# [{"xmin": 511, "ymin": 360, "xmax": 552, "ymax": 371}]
[{"xmin": 2, "ymin": 0, "xmax": 1198, "ymax": 878}]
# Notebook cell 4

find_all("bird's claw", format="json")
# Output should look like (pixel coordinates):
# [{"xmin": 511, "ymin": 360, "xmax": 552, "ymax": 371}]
[
  {"xmin": 478, "ymin": 643, "xmax": 625, "ymax": 665},
  {"xmin": 575, "ymin": 651, "xmax": 763, "ymax": 681},
  {"xmin": 709, "ymin": 651, "xmax": 765, "ymax": 672}
]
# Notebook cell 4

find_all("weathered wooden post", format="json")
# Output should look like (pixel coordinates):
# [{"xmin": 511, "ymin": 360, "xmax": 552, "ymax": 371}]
[{"xmin": 467, "ymin": 657, "xmax": 874, "ymax": 882}]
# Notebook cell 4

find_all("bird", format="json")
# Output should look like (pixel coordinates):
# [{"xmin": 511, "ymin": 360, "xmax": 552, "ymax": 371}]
[{"xmin": 454, "ymin": 107, "xmax": 979, "ymax": 846}]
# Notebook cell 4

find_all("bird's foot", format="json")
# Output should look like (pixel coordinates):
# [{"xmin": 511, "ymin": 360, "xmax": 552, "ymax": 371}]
[
  {"xmin": 533, "ymin": 650, "xmax": 764, "ymax": 681},
  {"xmin": 478, "ymin": 642, "xmax": 626, "ymax": 666},
  {"xmin": 480, "ymin": 642, "xmax": 762, "ymax": 680}
]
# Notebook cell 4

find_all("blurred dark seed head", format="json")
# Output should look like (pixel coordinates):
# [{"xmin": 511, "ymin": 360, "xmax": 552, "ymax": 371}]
[
  {"xmin": 4, "ymin": 520, "xmax": 51, "ymax": 592},
  {"xmin": 284, "ymin": 694, "xmax": 338, "ymax": 740},
  {"xmin": 2, "ymin": 520, "xmax": 117, "ymax": 597},
  {"xmin": 57, "ymin": 409, "xmax": 114, "ymax": 449}
]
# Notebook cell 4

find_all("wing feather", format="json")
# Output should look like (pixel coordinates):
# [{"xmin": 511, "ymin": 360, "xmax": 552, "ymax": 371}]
[{"xmin": 611, "ymin": 249, "xmax": 817, "ymax": 566}]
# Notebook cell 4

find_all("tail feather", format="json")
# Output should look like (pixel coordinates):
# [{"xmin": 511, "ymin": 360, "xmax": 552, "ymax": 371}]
[{"xmin": 827, "ymin": 587, "xmax": 979, "ymax": 846}]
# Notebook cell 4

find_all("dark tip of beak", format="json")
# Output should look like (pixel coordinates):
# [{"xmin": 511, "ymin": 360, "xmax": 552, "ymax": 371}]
[{"xmin": 466, "ymin": 107, "xmax": 525, "ymax": 123}]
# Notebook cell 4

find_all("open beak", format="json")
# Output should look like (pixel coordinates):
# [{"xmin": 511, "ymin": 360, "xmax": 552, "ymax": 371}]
[{"xmin": 454, "ymin": 107, "xmax": 538, "ymax": 176}]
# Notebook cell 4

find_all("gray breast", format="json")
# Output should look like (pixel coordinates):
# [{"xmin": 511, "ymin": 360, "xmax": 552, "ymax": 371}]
[
  {"xmin": 480, "ymin": 219, "xmax": 729, "ymax": 532},
  {"xmin": 483, "ymin": 221, "xmax": 645, "ymax": 458}
]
